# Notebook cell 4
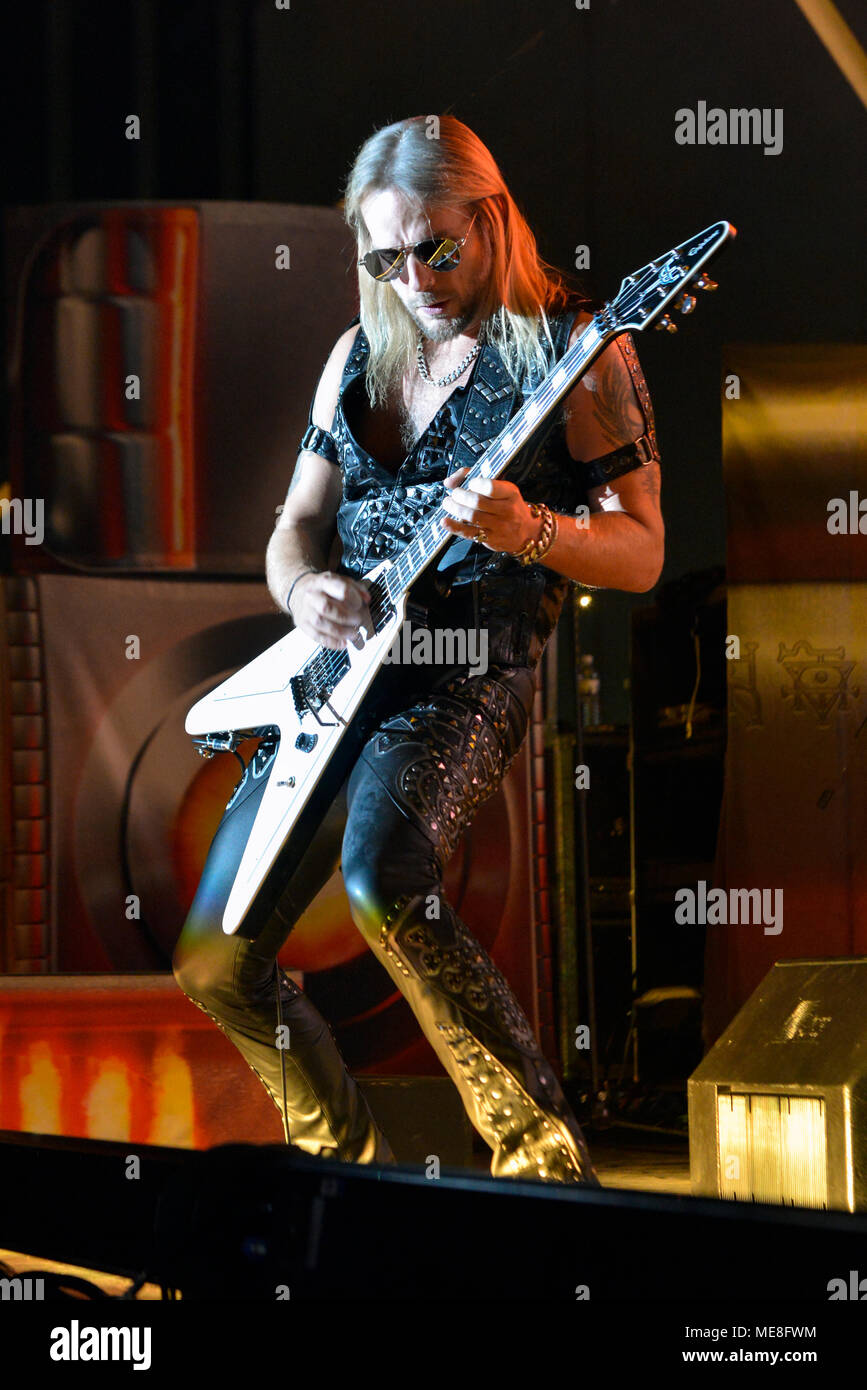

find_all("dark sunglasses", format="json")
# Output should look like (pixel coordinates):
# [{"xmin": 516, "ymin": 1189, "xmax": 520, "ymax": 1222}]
[{"xmin": 358, "ymin": 212, "xmax": 477, "ymax": 282}]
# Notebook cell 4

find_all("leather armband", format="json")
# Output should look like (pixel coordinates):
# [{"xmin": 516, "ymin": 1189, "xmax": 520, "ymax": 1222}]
[
  {"xmin": 581, "ymin": 432, "xmax": 658, "ymax": 490},
  {"xmin": 300, "ymin": 423, "xmax": 340, "ymax": 465}
]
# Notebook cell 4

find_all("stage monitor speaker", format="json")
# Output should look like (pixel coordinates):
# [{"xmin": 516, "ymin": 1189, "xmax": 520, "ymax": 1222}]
[{"xmin": 689, "ymin": 957, "xmax": 867, "ymax": 1211}]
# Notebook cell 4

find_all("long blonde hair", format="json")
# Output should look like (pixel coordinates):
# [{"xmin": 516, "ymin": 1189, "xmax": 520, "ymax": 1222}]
[{"xmin": 342, "ymin": 115, "xmax": 576, "ymax": 407}]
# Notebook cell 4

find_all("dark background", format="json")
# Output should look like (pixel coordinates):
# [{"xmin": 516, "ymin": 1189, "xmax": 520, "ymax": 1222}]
[{"xmin": 5, "ymin": 0, "xmax": 867, "ymax": 719}]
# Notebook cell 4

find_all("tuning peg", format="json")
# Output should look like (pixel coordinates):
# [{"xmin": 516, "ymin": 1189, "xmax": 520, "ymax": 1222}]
[
  {"xmin": 693, "ymin": 273, "xmax": 718, "ymax": 291},
  {"xmin": 655, "ymin": 314, "xmax": 678, "ymax": 332},
  {"xmin": 674, "ymin": 292, "xmax": 696, "ymax": 314}
]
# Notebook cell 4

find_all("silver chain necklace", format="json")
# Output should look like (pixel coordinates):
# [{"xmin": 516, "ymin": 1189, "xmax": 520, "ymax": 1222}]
[{"xmin": 416, "ymin": 332, "xmax": 482, "ymax": 387}]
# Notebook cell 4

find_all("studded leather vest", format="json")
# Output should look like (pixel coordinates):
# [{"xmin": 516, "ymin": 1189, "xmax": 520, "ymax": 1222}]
[{"xmin": 330, "ymin": 302, "xmax": 593, "ymax": 669}]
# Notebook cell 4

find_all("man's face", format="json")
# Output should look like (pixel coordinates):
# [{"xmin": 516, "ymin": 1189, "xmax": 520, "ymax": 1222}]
[{"xmin": 360, "ymin": 188, "xmax": 490, "ymax": 343}]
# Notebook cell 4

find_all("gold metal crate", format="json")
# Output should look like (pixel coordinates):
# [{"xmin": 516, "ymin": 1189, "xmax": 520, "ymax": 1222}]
[{"xmin": 689, "ymin": 959, "xmax": 867, "ymax": 1211}]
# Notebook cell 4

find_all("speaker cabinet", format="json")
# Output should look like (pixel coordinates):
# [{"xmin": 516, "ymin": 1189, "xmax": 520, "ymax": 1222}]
[{"xmin": 5, "ymin": 201, "xmax": 358, "ymax": 574}]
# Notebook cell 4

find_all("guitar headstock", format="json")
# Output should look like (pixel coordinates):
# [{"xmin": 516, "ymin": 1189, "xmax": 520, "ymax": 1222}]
[{"xmin": 605, "ymin": 220, "xmax": 737, "ymax": 335}]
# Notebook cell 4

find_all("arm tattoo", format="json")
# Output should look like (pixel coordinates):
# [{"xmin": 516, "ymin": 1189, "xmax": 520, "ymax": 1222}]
[
  {"xmin": 589, "ymin": 348, "xmax": 646, "ymax": 448},
  {"xmin": 638, "ymin": 463, "xmax": 661, "ymax": 502}
]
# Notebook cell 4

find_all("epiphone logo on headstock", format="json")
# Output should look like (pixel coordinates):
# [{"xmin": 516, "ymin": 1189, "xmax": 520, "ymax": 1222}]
[{"xmin": 688, "ymin": 231, "xmax": 716, "ymax": 255}]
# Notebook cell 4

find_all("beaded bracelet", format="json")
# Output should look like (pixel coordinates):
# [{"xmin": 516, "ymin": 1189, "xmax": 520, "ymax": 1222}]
[{"xmin": 509, "ymin": 503, "xmax": 559, "ymax": 566}]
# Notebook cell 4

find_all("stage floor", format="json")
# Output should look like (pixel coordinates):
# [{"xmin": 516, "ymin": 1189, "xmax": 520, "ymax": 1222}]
[
  {"xmin": 469, "ymin": 1124, "xmax": 692, "ymax": 1195},
  {"xmin": 572, "ymin": 1126, "xmax": 691, "ymax": 1196}
]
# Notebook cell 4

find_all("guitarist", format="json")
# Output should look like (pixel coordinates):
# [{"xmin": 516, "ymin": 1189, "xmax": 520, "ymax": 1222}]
[{"xmin": 173, "ymin": 115, "xmax": 664, "ymax": 1185}]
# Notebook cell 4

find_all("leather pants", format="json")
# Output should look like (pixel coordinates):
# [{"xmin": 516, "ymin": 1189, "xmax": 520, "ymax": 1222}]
[{"xmin": 172, "ymin": 659, "xmax": 599, "ymax": 1186}]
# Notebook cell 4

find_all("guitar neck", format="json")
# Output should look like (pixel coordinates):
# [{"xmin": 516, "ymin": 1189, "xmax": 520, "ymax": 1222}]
[{"xmin": 379, "ymin": 315, "xmax": 609, "ymax": 605}]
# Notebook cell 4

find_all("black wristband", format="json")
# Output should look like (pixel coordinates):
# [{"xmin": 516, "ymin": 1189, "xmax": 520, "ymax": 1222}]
[{"xmin": 286, "ymin": 569, "xmax": 317, "ymax": 613}]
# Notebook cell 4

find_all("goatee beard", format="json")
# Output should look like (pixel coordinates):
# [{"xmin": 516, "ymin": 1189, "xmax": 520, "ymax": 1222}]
[{"xmin": 414, "ymin": 307, "xmax": 474, "ymax": 342}]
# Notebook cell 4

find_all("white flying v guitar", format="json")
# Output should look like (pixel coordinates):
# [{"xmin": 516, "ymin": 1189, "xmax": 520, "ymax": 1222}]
[{"xmin": 186, "ymin": 219, "xmax": 736, "ymax": 936}]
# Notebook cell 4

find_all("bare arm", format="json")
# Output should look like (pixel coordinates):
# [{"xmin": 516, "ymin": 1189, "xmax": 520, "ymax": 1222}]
[
  {"xmin": 442, "ymin": 312, "xmax": 664, "ymax": 593},
  {"xmin": 546, "ymin": 315, "xmax": 663, "ymax": 590},
  {"xmin": 265, "ymin": 324, "xmax": 372, "ymax": 647}
]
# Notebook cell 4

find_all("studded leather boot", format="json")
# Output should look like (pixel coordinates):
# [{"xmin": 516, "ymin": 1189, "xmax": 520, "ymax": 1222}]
[{"xmin": 363, "ymin": 892, "xmax": 600, "ymax": 1185}]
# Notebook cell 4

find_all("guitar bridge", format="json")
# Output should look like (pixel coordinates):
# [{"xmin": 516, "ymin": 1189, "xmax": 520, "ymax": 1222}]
[{"xmin": 290, "ymin": 648, "xmax": 351, "ymax": 720}]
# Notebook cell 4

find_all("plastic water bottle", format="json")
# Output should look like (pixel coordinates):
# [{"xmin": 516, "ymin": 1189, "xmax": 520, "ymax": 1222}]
[{"xmin": 579, "ymin": 653, "xmax": 601, "ymax": 727}]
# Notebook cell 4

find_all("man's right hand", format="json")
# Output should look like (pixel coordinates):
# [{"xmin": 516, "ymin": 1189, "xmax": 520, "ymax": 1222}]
[{"xmin": 289, "ymin": 571, "xmax": 372, "ymax": 649}]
